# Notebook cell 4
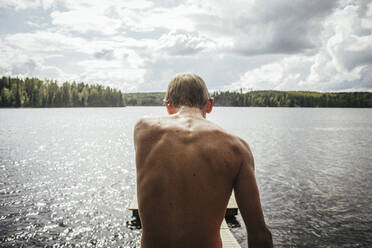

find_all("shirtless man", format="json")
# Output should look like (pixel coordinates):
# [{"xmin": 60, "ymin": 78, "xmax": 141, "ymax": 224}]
[{"xmin": 134, "ymin": 73, "xmax": 273, "ymax": 248}]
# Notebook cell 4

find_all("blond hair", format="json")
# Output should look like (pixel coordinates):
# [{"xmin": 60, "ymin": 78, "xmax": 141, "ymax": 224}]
[{"xmin": 165, "ymin": 73, "xmax": 210, "ymax": 109}]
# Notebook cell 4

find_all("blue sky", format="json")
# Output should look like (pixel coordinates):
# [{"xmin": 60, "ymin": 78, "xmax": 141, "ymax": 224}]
[{"xmin": 1, "ymin": 0, "xmax": 372, "ymax": 92}]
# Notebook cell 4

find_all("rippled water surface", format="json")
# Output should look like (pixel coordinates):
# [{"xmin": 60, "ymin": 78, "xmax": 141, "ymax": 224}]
[{"xmin": 1, "ymin": 107, "xmax": 371, "ymax": 247}]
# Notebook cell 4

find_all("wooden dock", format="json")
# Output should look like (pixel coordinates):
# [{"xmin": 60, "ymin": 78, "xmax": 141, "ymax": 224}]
[
  {"xmin": 220, "ymin": 219, "xmax": 241, "ymax": 248},
  {"xmin": 128, "ymin": 194, "xmax": 241, "ymax": 248}
]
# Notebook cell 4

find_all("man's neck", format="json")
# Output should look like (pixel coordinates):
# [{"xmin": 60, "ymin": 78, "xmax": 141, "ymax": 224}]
[{"xmin": 176, "ymin": 106, "xmax": 206, "ymax": 119}]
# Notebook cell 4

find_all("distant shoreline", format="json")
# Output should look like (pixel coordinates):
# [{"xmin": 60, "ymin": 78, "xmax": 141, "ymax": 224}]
[
  {"xmin": 1, "ymin": 76, "xmax": 371, "ymax": 108},
  {"xmin": 124, "ymin": 91, "xmax": 372, "ymax": 108}
]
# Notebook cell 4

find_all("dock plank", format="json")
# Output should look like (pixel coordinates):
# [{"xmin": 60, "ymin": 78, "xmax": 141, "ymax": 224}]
[
  {"xmin": 227, "ymin": 193, "xmax": 237, "ymax": 209},
  {"xmin": 220, "ymin": 221, "xmax": 241, "ymax": 248},
  {"xmin": 128, "ymin": 197, "xmax": 138, "ymax": 210}
]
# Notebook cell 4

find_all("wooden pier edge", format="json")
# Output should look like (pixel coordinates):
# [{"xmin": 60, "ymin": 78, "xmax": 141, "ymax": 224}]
[
  {"xmin": 128, "ymin": 194, "xmax": 241, "ymax": 248},
  {"xmin": 220, "ymin": 219, "xmax": 241, "ymax": 248}
]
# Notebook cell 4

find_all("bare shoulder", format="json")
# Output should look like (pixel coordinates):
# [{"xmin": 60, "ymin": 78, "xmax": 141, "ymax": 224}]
[
  {"xmin": 217, "ymin": 128, "xmax": 254, "ymax": 170},
  {"xmin": 236, "ymin": 136, "xmax": 254, "ymax": 169},
  {"xmin": 212, "ymin": 122, "xmax": 249, "ymax": 146},
  {"xmin": 133, "ymin": 116, "xmax": 166, "ymax": 146},
  {"xmin": 134, "ymin": 116, "xmax": 155, "ymax": 130},
  {"xmin": 134, "ymin": 116, "xmax": 164, "ymax": 132},
  {"xmin": 203, "ymin": 119, "xmax": 252, "ymax": 155},
  {"xmin": 134, "ymin": 117, "xmax": 149, "ymax": 139}
]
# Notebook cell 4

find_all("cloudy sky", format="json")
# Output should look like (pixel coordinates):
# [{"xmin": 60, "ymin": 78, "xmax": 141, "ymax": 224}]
[{"xmin": 1, "ymin": 0, "xmax": 372, "ymax": 92}]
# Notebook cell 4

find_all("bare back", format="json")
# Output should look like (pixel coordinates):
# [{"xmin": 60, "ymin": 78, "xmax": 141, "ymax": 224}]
[{"xmin": 134, "ymin": 112, "xmax": 272, "ymax": 248}]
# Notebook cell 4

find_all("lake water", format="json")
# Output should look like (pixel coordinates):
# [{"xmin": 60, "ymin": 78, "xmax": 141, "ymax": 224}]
[{"xmin": 1, "ymin": 107, "xmax": 371, "ymax": 247}]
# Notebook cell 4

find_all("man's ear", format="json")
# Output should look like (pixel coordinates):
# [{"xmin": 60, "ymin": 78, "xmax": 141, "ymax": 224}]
[
  {"xmin": 205, "ymin": 98, "xmax": 214, "ymax": 114},
  {"xmin": 165, "ymin": 101, "xmax": 178, "ymax": 115}
]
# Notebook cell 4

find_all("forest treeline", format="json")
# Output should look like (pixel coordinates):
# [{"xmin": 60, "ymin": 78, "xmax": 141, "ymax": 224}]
[
  {"xmin": 2, "ymin": 76, "xmax": 371, "ymax": 108},
  {"xmin": 125, "ymin": 92, "xmax": 165, "ymax": 106},
  {"xmin": 125, "ymin": 90, "xmax": 372, "ymax": 107},
  {"xmin": 0, "ymin": 76, "xmax": 126, "ymax": 107},
  {"xmin": 212, "ymin": 90, "xmax": 372, "ymax": 107}
]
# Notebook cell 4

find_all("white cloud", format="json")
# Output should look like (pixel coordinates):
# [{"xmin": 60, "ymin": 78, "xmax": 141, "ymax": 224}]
[
  {"xmin": 1, "ymin": 0, "xmax": 372, "ymax": 92},
  {"xmin": 0, "ymin": 43, "xmax": 73, "ymax": 81},
  {"xmin": 106, "ymin": 3, "xmax": 202, "ymax": 33},
  {"xmin": 0, "ymin": 0, "xmax": 40, "ymax": 10},
  {"xmin": 3, "ymin": 31, "xmax": 87, "ymax": 52},
  {"xmin": 76, "ymin": 59, "xmax": 146, "ymax": 91},
  {"xmin": 0, "ymin": 28, "xmax": 148, "ymax": 90},
  {"xmin": 229, "ymin": 1, "xmax": 372, "ymax": 92},
  {"xmin": 155, "ymin": 30, "xmax": 216, "ymax": 56},
  {"xmin": 229, "ymin": 56, "xmax": 311, "ymax": 91},
  {"xmin": 50, "ymin": 9, "xmax": 121, "ymax": 35},
  {"xmin": 184, "ymin": 0, "xmax": 339, "ymax": 55},
  {"xmin": 0, "ymin": 0, "xmax": 62, "ymax": 10}
]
